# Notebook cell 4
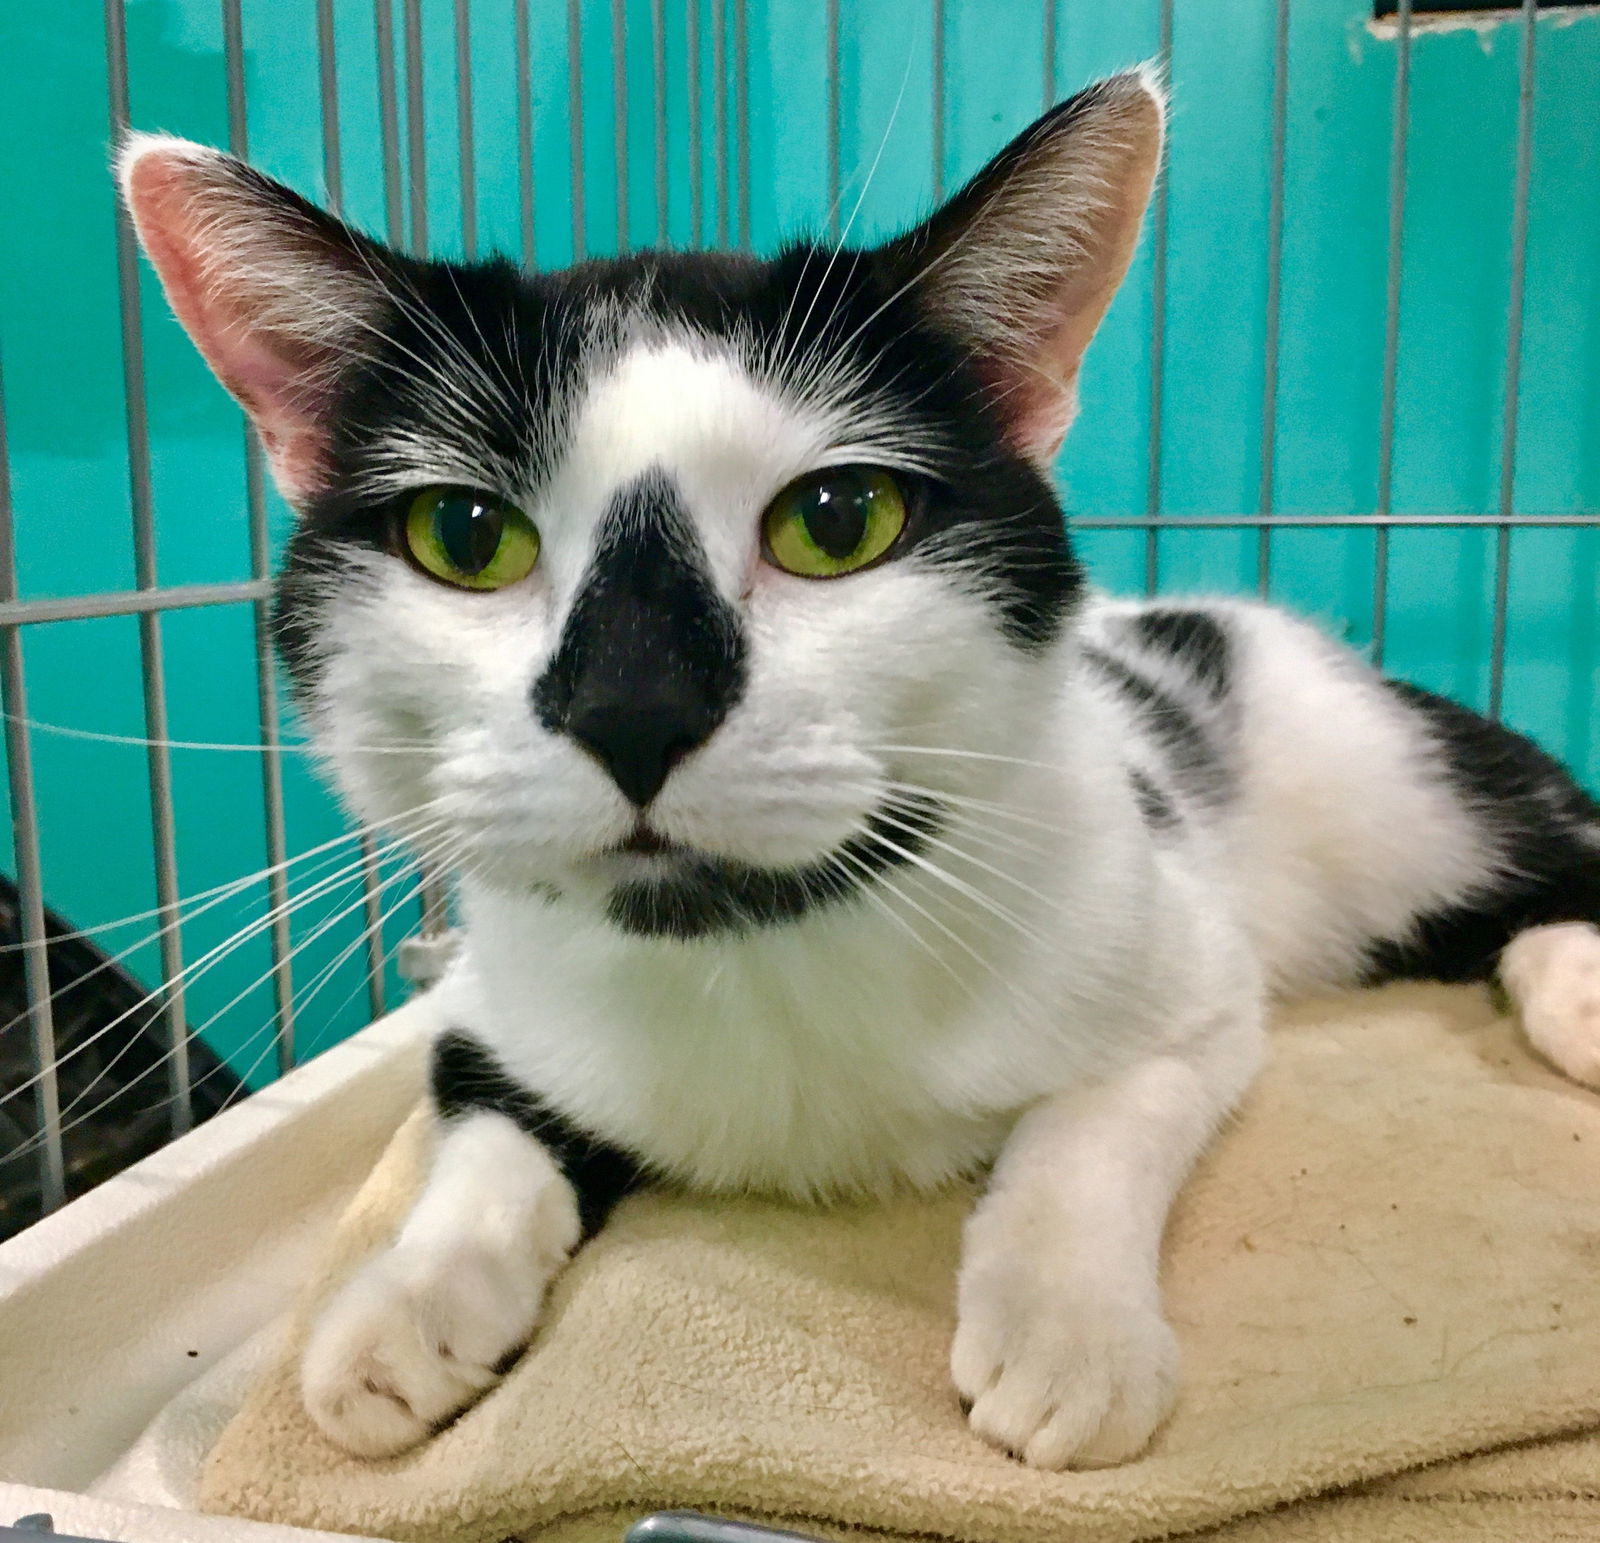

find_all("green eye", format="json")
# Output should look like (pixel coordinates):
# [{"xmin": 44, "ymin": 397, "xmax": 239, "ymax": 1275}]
[
  {"xmin": 761, "ymin": 467, "xmax": 909, "ymax": 579},
  {"xmin": 402, "ymin": 487, "xmax": 540, "ymax": 591}
]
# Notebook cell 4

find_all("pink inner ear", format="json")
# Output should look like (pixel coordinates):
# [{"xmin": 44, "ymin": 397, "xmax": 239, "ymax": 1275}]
[
  {"xmin": 124, "ymin": 146, "xmax": 337, "ymax": 503},
  {"xmin": 995, "ymin": 271, "xmax": 1126, "ymax": 464},
  {"xmin": 987, "ymin": 360, "xmax": 1075, "ymax": 466}
]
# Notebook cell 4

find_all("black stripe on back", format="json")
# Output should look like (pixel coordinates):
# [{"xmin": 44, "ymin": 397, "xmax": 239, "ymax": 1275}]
[
  {"xmin": 1131, "ymin": 607, "xmax": 1231, "ymax": 699},
  {"xmin": 1084, "ymin": 647, "xmax": 1231, "ymax": 807}
]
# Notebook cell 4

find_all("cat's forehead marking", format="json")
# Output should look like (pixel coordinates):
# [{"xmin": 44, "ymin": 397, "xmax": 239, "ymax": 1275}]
[
  {"xmin": 561, "ymin": 338, "xmax": 826, "ymax": 495},
  {"xmin": 545, "ymin": 335, "xmax": 836, "ymax": 580}
]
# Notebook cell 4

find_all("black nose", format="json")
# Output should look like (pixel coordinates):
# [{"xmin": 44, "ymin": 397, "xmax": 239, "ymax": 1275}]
[
  {"xmin": 564, "ymin": 691, "xmax": 712, "ymax": 807},
  {"xmin": 529, "ymin": 473, "xmax": 748, "ymax": 809}
]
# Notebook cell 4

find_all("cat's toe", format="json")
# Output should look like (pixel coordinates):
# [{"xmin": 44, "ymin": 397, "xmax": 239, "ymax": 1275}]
[
  {"xmin": 953, "ymin": 1285, "xmax": 1177, "ymax": 1471},
  {"xmin": 300, "ymin": 1243, "xmax": 551, "ymax": 1457},
  {"xmin": 1502, "ymin": 922, "xmax": 1600, "ymax": 1089}
]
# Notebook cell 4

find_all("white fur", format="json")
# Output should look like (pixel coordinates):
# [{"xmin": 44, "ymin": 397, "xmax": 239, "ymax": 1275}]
[
  {"xmin": 301, "ymin": 1112, "xmax": 580, "ymax": 1456},
  {"xmin": 1500, "ymin": 922, "xmax": 1600, "ymax": 1088},
  {"xmin": 297, "ymin": 336, "xmax": 1576, "ymax": 1467}
]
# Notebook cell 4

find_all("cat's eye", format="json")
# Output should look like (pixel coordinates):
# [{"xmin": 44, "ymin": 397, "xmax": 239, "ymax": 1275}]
[
  {"xmin": 402, "ymin": 487, "xmax": 540, "ymax": 591},
  {"xmin": 761, "ymin": 467, "xmax": 909, "ymax": 579}
]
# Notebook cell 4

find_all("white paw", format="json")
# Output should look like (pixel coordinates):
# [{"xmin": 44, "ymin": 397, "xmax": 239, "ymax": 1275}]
[
  {"xmin": 1502, "ymin": 922, "xmax": 1600, "ymax": 1089},
  {"xmin": 952, "ymin": 1249, "xmax": 1178, "ymax": 1470},
  {"xmin": 300, "ymin": 1175, "xmax": 580, "ymax": 1456}
]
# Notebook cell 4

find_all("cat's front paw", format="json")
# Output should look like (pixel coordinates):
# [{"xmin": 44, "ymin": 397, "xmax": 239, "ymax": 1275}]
[
  {"xmin": 300, "ymin": 1197, "xmax": 579, "ymax": 1456},
  {"xmin": 952, "ymin": 1262, "xmax": 1178, "ymax": 1470}
]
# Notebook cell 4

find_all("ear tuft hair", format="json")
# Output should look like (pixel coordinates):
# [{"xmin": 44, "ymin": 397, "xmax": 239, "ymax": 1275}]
[{"xmin": 882, "ymin": 68, "xmax": 1164, "ymax": 465}]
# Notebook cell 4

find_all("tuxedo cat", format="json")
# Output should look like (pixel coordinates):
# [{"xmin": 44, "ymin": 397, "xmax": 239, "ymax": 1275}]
[{"xmin": 120, "ymin": 70, "xmax": 1600, "ymax": 1469}]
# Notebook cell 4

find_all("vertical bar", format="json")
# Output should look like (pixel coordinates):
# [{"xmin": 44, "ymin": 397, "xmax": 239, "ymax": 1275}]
[
  {"xmin": 712, "ymin": 0, "xmax": 728, "ymax": 247},
  {"xmin": 456, "ymin": 0, "xmax": 477, "ymax": 257},
  {"xmin": 653, "ymin": 0, "xmax": 668, "ymax": 246},
  {"xmin": 316, "ymin": 0, "xmax": 343, "ymax": 213},
  {"xmin": 223, "ymin": 0, "xmax": 303, "ymax": 1060},
  {"xmin": 825, "ymin": 0, "xmax": 840, "ymax": 240},
  {"xmin": 688, "ymin": 0, "xmax": 703, "ymax": 246},
  {"xmin": 1042, "ymin": 0, "xmax": 1056, "ymax": 111},
  {"xmin": 404, "ymin": 0, "xmax": 428, "ymax": 253},
  {"xmin": 930, "ymin": 0, "xmax": 945, "ymax": 201},
  {"xmin": 1372, "ymin": 0, "xmax": 1412, "ymax": 669},
  {"xmin": 569, "ymin": 0, "xmax": 587, "ymax": 259},
  {"xmin": 1144, "ymin": 0, "xmax": 1173, "ymax": 595},
  {"xmin": 420, "ymin": 879, "xmax": 451, "ymax": 939},
  {"xmin": 376, "ymin": 0, "xmax": 405, "ymax": 245},
  {"xmin": 105, "ymin": 0, "xmax": 192, "ymax": 1128},
  {"xmin": 516, "ymin": 0, "xmax": 536, "ymax": 265},
  {"xmin": 0, "ymin": 346, "xmax": 65, "ymax": 1215},
  {"xmin": 1257, "ymin": 0, "xmax": 1289, "ymax": 599},
  {"xmin": 1489, "ymin": 0, "xmax": 1537, "ymax": 722},
  {"xmin": 614, "ymin": 0, "xmax": 629, "ymax": 254},
  {"xmin": 734, "ymin": 0, "xmax": 750, "ymax": 251}
]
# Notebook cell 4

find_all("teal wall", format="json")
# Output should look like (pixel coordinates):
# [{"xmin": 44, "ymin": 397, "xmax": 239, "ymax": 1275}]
[{"xmin": 0, "ymin": 0, "xmax": 1596, "ymax": 1083}]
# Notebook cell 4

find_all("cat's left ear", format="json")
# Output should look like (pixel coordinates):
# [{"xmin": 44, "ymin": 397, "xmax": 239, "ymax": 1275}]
[{"xmin": 880, "ymin": 69, "xmax": 1164, "ymax": 465}]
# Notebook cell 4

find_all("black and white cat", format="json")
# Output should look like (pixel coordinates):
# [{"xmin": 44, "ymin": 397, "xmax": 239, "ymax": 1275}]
[{"xmin": 121, "ymin": 70, "xmax": 1600, "ymax": 1471}]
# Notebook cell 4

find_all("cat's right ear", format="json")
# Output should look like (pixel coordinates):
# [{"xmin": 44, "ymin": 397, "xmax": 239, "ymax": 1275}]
[
  {"xmin": 118, "ymin": 135, "xmax": 391, "ymax": 504},
  {"xmin": 877, "ymin": 70, "xmax": 1163, "ymax": 468}
]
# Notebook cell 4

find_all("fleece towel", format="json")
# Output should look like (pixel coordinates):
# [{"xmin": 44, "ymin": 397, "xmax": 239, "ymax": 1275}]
[{"xmin": 200, "ymin": 983, "xmax": 1600, "ymax": 1543}]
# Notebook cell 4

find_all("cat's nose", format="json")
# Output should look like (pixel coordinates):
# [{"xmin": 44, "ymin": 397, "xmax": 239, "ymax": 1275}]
[{"xmin": 563, "ymin": 690, "xmax": 714, "ymax": 807}]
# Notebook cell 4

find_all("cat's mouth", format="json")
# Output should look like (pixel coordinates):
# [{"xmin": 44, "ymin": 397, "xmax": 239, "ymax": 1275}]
[
  {"xmin": 612, "ymin": 823, "xmax": 677, "ymax": 858},
  {"xmin": 587, "ymin": 796, "xmax": 945, "ymax": 941}
]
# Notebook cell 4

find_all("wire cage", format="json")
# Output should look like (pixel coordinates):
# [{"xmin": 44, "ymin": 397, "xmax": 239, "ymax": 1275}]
[{"xmin": 0, "ymin": 0, "xmax": 1595, "ymax": 1235}]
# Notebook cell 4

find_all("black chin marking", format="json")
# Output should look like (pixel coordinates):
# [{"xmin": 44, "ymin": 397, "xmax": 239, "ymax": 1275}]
[{"xmin": 606, "ymin": 797, "xmax": 942, "ymax": 940}]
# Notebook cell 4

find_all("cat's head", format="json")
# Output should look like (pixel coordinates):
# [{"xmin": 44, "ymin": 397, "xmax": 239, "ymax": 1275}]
[{"xmin": 120, "ymin": 73, "xmax": 1161, "ymax": 941}]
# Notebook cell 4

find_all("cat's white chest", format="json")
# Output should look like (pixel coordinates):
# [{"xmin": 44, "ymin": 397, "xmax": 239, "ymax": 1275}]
[{"xmin": 442, "ymin": 887, "xmax": 1030, "ymax": 1198}]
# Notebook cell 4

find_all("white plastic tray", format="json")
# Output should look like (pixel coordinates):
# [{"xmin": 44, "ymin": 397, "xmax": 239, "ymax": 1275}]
[{"xmin": 0, "ymin": 995, "xmax": 437, "ymax": 1541}]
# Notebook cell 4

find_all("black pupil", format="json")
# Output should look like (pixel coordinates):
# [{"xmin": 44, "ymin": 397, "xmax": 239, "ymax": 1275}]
[
  {"xmin": 800, "ymin": 475, "xmax": 873, "ymax": 560},
  {"xmin": 435, "ymin": 495, "xmax": 504, "ymax": 575}
]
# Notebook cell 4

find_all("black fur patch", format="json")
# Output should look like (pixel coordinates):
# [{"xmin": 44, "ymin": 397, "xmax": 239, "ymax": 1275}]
[
  {"xmin": 531, "ymin": 471, "xmax": 746, "ymax": 806},
  {"xmin": 1131, "ymin": 608, "xmax": 1231, "ymax": 699},
  {"xmin": 1128, "ymin": 767, "xmax": 1180, "ymax": 831},
  {"xmin": 431, "ymin": 1029, "xmax": 644, "ymax": 1237},
  {"xmin": 1363, "ymin": 681, "xmax": 1600, "ymax": 985},
  {"xmin": 1084, "ymin": 648, "xmax": 1232, "ymax": 807},
  {"xmin": 607, "ymin": 798, "xmax": 942, "ymax": 940}
]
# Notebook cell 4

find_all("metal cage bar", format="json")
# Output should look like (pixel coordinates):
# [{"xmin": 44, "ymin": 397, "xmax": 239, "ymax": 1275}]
[
  {"xmin": 457, "ymin": 0, "xmax": 478, "ymax": 259},
  {"xmin": 712, "ymin": 0, "xmax": 728, "ymax": 249},
  {"xmin": 613, "ymin": 0, "xmax": 629, "ymax": 254},
  {"xmin": 1489, "ymin": 0, "xmax": 1539, "ymax": 721},
  {"xmin": 688, "ymin": 0, "xmax": 703, "ymax": 246},
  {"xmin": 517, "ymin": 0, "xmax": 536, "ymax": 266},
  {"xmin": 105, "ymin": 0, "xmax": 192, "ymax": 1136},
  {"xmin": 1373, "ymin": 0, "xmax": 1413, "ymax": 668},
  {"xmin": 653, "ymin": 0, "xmax": 669, "ymax": 248},
  {"xmin": 403, "ymin": 0, "xmax": 428, "ymax": 254},
  {"xmin": 0, "ymin": 345, "xmax": 65, "ymax": 1216},
  {"xmin": 825, "ymin": 0, "xmax": 839, "ymax": 240},
  {"xmin": 375, "ymin": 0, "xmax": 404, "ymax": 245},
  {"xmin": 225, "ymin": 0, "xmax": 300, "ymax": 1072},
  {"xmin": 1257, "ymin": 0, "xmax": 1290, "ymax": 599},
  {"xmin": 734, "ymin": 0, "xmax": 750, "ymax": 252},
  {"xmin": 1144, "ymin": 0, "xmax": 1174, "ymax": 596},
  {"xmin": 931, "ymin": 0, "xmax": 946, "ymax": 204},
  {"xmin": 568, "ymin": 0, "xmax": 587, "ymax": 260},
  {"xmin": 1041, "ymin": 0, "xmax": 1056, "ymax": 111},
  {"xmin": 316, "ymin": 0, "xmax": 344, "ymax": 215}
]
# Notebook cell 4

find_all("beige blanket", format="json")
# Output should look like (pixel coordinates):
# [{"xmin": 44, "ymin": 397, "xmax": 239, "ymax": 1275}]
[{"xmin": 201, "ymin": 983, "xmax": 1600, "ymax": 1542}]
